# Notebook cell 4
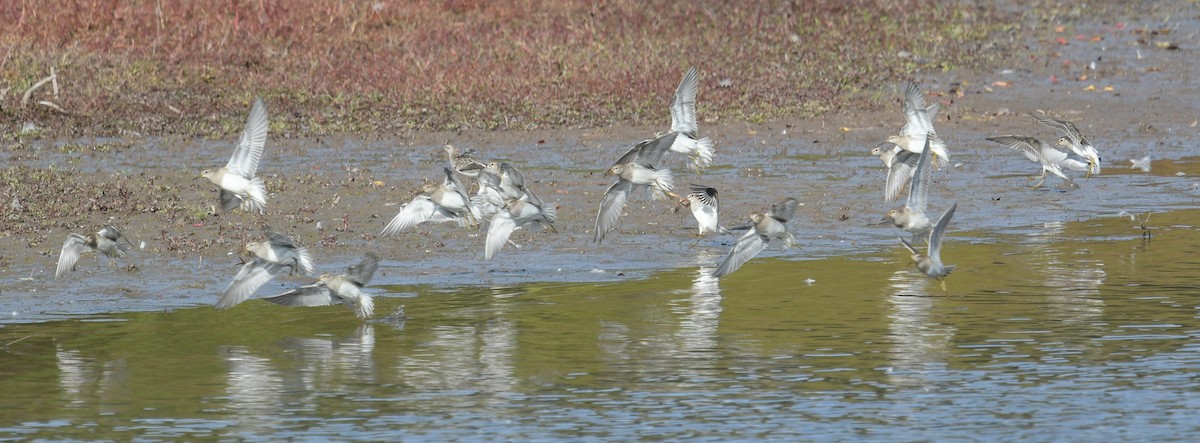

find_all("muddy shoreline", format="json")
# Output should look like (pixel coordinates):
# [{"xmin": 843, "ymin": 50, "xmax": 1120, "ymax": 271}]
[{"xmin": 3, "ymin": 4, "xmax": 1200, "ymax": 322}]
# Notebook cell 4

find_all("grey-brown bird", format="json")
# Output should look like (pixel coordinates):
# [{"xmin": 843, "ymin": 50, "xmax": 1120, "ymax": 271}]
[
  {"xmin": 712, "ymin": 198, "xmax": 798, "ymax": 278},
  {"xmin": 263, "ymin": 253, "xmax": 380, "ymax": 319},
  {"xmin": 659, "ymin": 66, "xmax": 715, "ymax": 172},
  {"xmin": 380, "ymin": 167, "xmax": 479, "ymax": 236},
  {"xmin": 1029, "ymin": 111, "xmax": 1102, "ymax": 177},
  {"xmin": 595, "ymin": 136, "xmax": 676, "ymax": 242},
  {"xmin": 899, "ymin": 202, "xmax": 957, "ymax": 291},
  {"xmin": 881, "ymin": 135, "xmax": 935, "ymax": 243},
  {"xmin": 986, "ymin": 135, "xmax": 1089, "ymax": 188},
  {"xmin": 871, "ymin": 142, "xmax": 920, "ymax": 202},
  {"xmin": 445, "ymin": 144, "xmax": 486, "ymax": 178},
  {"xmin": 55, "ymin": 224, "xmax": 135, "ymax": 279},
  {"xmin": 885, "ymin": 82, "xmax": 950, "ymax": 168},
  {"xmin": 247, "ymin": 230, "xmax": 315, "ymax": 276}
]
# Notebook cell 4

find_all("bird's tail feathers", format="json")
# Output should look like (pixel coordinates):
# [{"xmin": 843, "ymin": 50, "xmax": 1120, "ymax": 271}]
[
  {"xmin": 355, "ymin": 293, "xmax": 375, "ymax": 319},
  {"xmin": 244, "ymin": 177, "xmax": 268, "ymax": 213},
  {"xmin": 295, "ymin": 247, "xmax": 315, "ymax": 276},
  {"xmin": 650, "ymin": 169, "xmax": 675, "ymax": 200},
  {"xmin": 691, "ymin": 137, "xmax": 715, "ymax": 170}
]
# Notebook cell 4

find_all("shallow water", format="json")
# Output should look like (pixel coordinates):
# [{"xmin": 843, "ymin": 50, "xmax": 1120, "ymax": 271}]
[{"xmin": 3, "ymin": 208, "xmax": 1200, "ymax": 440}]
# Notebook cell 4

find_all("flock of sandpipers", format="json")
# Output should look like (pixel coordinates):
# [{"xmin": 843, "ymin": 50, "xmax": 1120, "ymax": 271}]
[{"xmin": 52, "ymin": 66, "xmax": 1106, "ymax": 317}]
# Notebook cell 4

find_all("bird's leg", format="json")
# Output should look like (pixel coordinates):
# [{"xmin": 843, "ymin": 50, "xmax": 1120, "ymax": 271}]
[
  {"xmin": 938, "ymin": 278, "xmax": 948, "ymax": 292},
  {"xmin": 507, "ymin": 239, "xmax": 522, "ymax": 249},
  {"xmin": 1030, "ymin": 171, "xmax": 1047, "ymax": 189}
]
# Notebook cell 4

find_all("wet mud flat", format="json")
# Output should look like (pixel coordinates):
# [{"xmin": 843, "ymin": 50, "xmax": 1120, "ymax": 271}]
[{"xmin": 2, "ymin": 9, "xmax": 1200, "ymax": 322}]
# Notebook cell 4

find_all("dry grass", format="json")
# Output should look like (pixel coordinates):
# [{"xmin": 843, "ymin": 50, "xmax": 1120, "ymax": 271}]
[{"xmin": 1, "ymin": 0, "xmax": 1014, "ymax": 137}]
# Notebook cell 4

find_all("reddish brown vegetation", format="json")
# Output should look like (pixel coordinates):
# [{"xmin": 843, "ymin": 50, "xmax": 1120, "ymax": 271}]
[{"xmin": 1, "ymin": 0, "xmax": 1009, "ymax": 136}]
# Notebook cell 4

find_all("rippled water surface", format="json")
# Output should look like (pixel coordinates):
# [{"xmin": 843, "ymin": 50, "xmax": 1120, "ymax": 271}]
[{"xmin": 3, "ymin": 209, "xmax": 1200, "ymax": 441}]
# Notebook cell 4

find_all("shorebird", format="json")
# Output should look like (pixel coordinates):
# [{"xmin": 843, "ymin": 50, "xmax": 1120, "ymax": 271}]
[
  {"xmin": 263, "ymin": 253, "xmax": 380, "ymax": 319},
  {"xmin": 881, "ymin": 135, "xmax": 935, "ymax": 242},
  {"xmin": 55, "ymin": 224, "xmax": 134, "ymax": 279},
  {"xmin": 872, "ymin": 97, "xmax": 941, "ymax": 201},
  {"xmin": 199, "ymin": 97, "xmax": 269, "ymax": 213},
  {"xmin": 871, "ymin": 142, "xmax": 921, "ymax": 202},
  {"xmin": 885, "ymin": 82, "xmax": 950, "ymax": 168},
  {"xmin": 380, "ymin": 167, "xmax": 479, "ymax": 236},
  {"xmin": 594, "ymin": 136, "xmax": 676, "ymax": 242},
  {"xmin": 712, "ymin": 197, "xmax": 798, "ymax": 278},
  {"xmin": 986, "ymin": 135, "xmax": 1088, "ymax": 188},
  {"xmin": 246, "ymin": 230, "xmax": 315, "ymax": 276},
  {"xmin": 899, "ymin": 202, "xmax": 958, "ymax": 291},
  {"xmin": 681, "ymin": 184, "xmax": 730, "ymax": 242},
  {"xmin": 656, "ymin": 66, "xmax": 716, "ymax": 172},
  {"xmin": 1029, "ymin": 111, "xmax": 1102, "ymax": 177},
  {"xmin": 214, "ymin": 256, "xmax": 288, "ymax": 310},
  {"xmin": 471, "ymin": 161, "xmax": 531, "ymax": 201},
  {"xmin": 484, "ymin": 197, "xmax": 557, "ymax": 260},
  {"xmin": 445, "ymin": 145, "xmax": 486, "ymax": 178}
]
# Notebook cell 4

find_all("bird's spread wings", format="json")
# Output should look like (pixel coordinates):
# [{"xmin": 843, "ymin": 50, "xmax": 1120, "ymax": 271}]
[
  {"xmin": 712, "ymin": 229, "xmax": 768, "ymax": 278},
  {"xmin": 885, "ymin": 150, "xmax": 919, "ymax": 202},
  {"xmin": 929, "ymin": 202, "xmax": 957, "ymax": 261},
  {"xmin": 900, "ymin": 82, "xmax": 934, "ymax": 139},
  {"xmin": 906, "ymin": 135, "xmax": 933, "ymax": 213},
  {"xmin": 56, "ymin": 234, "xmax": 90, "ymax": 279},
  {"xmin": 594, "ymin": 180, "xmax": 632, "ymax": 242},
  {"xmin": 344, "ymin": 253, "xmax": 380, "ymax": 287},
  {"xmin": 1029, "ymin": 112, "xmax": 1088, "ymax": 146},
  {"xmin": 987, "ymin": 135, "xmax": 1046, "ymax": 163},
  {"xmin": 263, "ymin": 283, "xmax": 334, "ymax": 307},
  {"xmin": 768, "ymin": 198, "xmax": 798, "ymax": 223},
  {"xmin": 215, "ymin": 258, "xmax": 285, "ymax": 309},
  {"xmin": 671, "ymin": 66, "xmax": 699, "ymax": 134},
  {"xmin": 380, "ymin": 196, "xmax": 438, "ymax": 236},
  {"xmin": 227, "ymin": 97, "xmax": 269, "ymax": 178},
  {"xmin": 687, "ymin": 184, "xmax": 718, "ymax": 209},
  {"xmin": 485, "ymin": 210, "xmax": 517, "ymax": 260},
  {"xmin": 99, "ymin": 225, "xmax": 134, "ymax": 251},
  {"xmin": 263, "ymin": 230, "xmax": 299, "ymax": 251}
]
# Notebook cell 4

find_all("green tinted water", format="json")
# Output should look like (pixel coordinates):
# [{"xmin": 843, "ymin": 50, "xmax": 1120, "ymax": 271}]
[{"xmin": 2, "ymin": 210, "xmax": 1199, "ymax": 440}]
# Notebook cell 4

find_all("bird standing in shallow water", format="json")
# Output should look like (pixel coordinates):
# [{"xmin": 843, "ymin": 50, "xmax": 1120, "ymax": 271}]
[
  {"xmin": 264, "ymin": 253, "xmax": 380, "ymax": 319},
  {"xmin": 199, "ymin": 97, "xmax": 269, "ymax": 213},
  {"xmin": 899, "ymin": 202, "xmax": 958, "ymax": 291},
  {"xmin": 56, "ymin": 224, "xmax": 135, "ymax": 279},
  {"xmin": 712, "ymin": 198, "xmax": 798, "ymax": 278}
]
